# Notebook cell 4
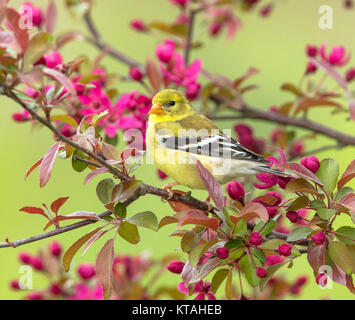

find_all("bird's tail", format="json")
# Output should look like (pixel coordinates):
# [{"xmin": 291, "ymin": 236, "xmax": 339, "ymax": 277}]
[{"xmin": 256, "ymin": 165, "xmax": 294, "ymax": 178}]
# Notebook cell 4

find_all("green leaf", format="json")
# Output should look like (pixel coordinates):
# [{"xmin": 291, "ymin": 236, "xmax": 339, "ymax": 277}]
[
  {"xmin": 72, "ymin": 149, "xmax": 89, "ymax": 172},
  {"xmin": 211, "ymin": 269, "xmax": 230, "ymax": 294},
  {"xmin": 252, "ymin": 249, "xmax": 266, "ymax": 265},
  {"xmin": 114, "ymin": 202, "xmax": 126, "ymax": 218},
  {"xmin": 287, "ymin": 226, "xmax": 313, "ymax": 242},
  {"xmin": 233, "ymin": 218, "xmax": 247, "ymax": 237},
  {"xmin": 240, "ymin": 254, "xmax": 260, "ymax": 287},
  {"xmin": 317, "ymin": 208, "xmax": 337, "ymax": 221},
  {"xmin": 118, "ymin": 221, "xmax": 140, "ymax": 244},
  {"xmin": 328, "ymin": 241, "xmax": 354, "ymax": 275},
  {"xmin": 23, "ymin": 32, "xmax": 54, "ymax": 71},
  {"xmin": 310, "ymin": 199, "xmax": 324, "ymax": 209},
  {"xmin": 335, "ymin": 187, "xmax": 354, "ymax": 202},
  {"xmin": 96, "ymin": 178, "xmax": 115, "ymax": 205},
  {"xmin": 335, "ymin": 226, "xmax": 355, "ymax": 245},
  {"xmin": 181, "ymin": 230, "xmax": 198, "ymax": 253},
  {"xmin": 316, "ymin": 158, "xmax": 339, "ymax": 194},
  {"xmin": 188, "ymin": 238, "xmax": 218, "ymax": 266},
  {"xmin": 288, "ymin": 196, "xmax": 309, "ymax": 211},
  {"xmin": 224, "ymin": 239, "xmax": 243, "ymax": 250},
  {"xmin": 127, "ymin": 211, "xmax": 158, "ymax": 231},
  {"xmin": 111, "ymin": 180, "xmax": 142, "ymax": 203},
  {"xmin": 258, "ymin": 219, "xmax": 277, "ymax": 237}
]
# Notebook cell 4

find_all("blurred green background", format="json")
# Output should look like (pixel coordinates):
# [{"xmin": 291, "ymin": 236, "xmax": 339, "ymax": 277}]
[{"xmin": 0, "ymin": 0, "xmax": 354, "ymax": 299}]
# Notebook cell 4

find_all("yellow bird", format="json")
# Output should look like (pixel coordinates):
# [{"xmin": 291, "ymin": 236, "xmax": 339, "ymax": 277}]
[{"xmin": 146, "ymin": 89, "xmax": 287, "ymax": 191}]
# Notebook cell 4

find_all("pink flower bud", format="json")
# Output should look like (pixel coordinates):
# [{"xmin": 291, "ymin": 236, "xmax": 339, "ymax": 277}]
[
  {"xmin": 129, "ymin": 68, "xmax": 143, "ymax": 82},
  {"xmin": 278, "ymin": 243, "xmax": 292, "ymax": 257},
  {"xmin": 345, "ymin": 0, "xmax": 354, "ymax": 8},
  {"xmin": 156, "ymin": 40, "xmax": 175, "ymax": 63},
  {"xmin": 77, "ymin": 263, "xmax": 96, "ymax": 280},
  {"xmin": 74, "ymin": 83, "xmax": 86, "ymax": 95},
  {"xmin": 270, "ymin": 128, "xmax": 281, "ymax": 143},
  {"xmin": 286, "ymin": 211, "xmax": 299, "ymax": 223},
  {"xmin": 266, "ymin": 255, "xmax": 283, "ymax": 266},
  {"xmin": 27, "ymin": 291, "xmax": 43, "ymax": 300},
  {"xmin": 249, "ymin": 232, "xmax": 263, "ymax": 246},
  {"xmin": 22, "ymin": 2, "xmax": 43, "ymax": 27},
  {"xmin": 30, "ymin": 256, "xmax": 44, "ymax": 271},
  {"xmin": 19, "ymin": 252, "xmax": 32, "ymax": 264},
  {"xmin": 49, "ymin": 241, "xmax": 62, "ymax": 257},
  {"xmin": 157, "ymin": 169, "xmax": 168, "ymax": 179},
  {"xmin": 295, "ymin": 276, "xmax": 307, "ymax": 286},
  {"xmin": 169, "ymin": 0, "xmax": 189, "ymax": 8},
  {"xmin": 256, "ymin": 267, "xmax": 268, "ymax": 278},
  {"xmin": 226, "ymin": 181, "xmax": 245, "ymax": 201},
  {"xmin": 234, "ymin": 124, "xmax": 253, "ymax": 138},
  {"xmin": 290, "ymin": 140, "xmax": 304, "ymax": 157},
  {"xmin": 316, "ymin": 273, "xmax": 327, "ymax": 287},
  {"xmin": 43, "ymin": 51, "xmax": 63, "ymax": 68},
  {"xmin": 300, "ymin": 156, "xmax": 320, "ymax": 173},
  {"xmin": 306, "ymin": 45, "xmax": 318, "ymax": 57},
  {"xmin": 260, "ymin": 4, "xmax": 273, "ymax": 17},
  {"xmin": 216, "ymin": 248, "xmax": 229, "ymax": 259},
  {"xmin": 9, "ymin": 280, "xmax": 20, "ymax": 290},
  {"xmin": 130, "ymin": 19, "xmax": 148, "ymax": 32},
  {"xmin": 306, "ymin": 62, "xmax": 317, "ymax": 74},
  {"xmin": 266, "ymin": 206, "xmax": 278, "ymax": 218},
  {"xmin": 186, "ymin": 82, "xmax": 201, "ymax": 100},
  {"xmin": 346, "ymin": 68, "xmax": 355, "ymax": 82},
  {"xmin": 209, "ymin": 22, "xmax": 222, "ymax": 37},
  {"xmin": 49, "ymin": 284, "xmax": 61, "ymax": 295},
  {"xmin": 12, "ymin": 111, "xmax": 29, "ymax": 122},
  {"xmin": 311, "ymin": 232, "xmax": 326, "ymax": 245},
  {"xmin": 167, "ymin": 260, "xmax": 185, "ymax": 274}
]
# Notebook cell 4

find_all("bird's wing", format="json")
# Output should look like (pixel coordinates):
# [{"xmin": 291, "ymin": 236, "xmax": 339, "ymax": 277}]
[{"xmin": 154, "ymin": 114, "xmax": 270, "ymax": 164}]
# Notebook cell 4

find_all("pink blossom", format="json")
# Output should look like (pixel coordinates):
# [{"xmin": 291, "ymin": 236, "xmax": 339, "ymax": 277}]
[
  {"xmin": 156, "ymin": 40, "xmax": 176, "ymax": 63},
  {"xmin": 226, "ymin": 181, "xmax": 245, "ymax": 201},
  {"xmin": 27, "ymin": 291, "xmax": 43, "ymax": 300},
  {"xmin": 320, "ymin": 42, "xmax": 351, "ymax": 66},
  {"xmin": 30, "ymin": 256, "xmax": 44, "ymax": 271},
  {"xmin": 169, "ymin": 0, "xmax": 189, "ymax": 8},
  {"xmin": 77, "ymin": 263, "xmax": 96, "ymax": 280},
  {"xmin": 265, "ymin": 254, "xmax": 284, "ymax": 266},
  {"xmin": 207, "ymin": 8, "xmax": 242, "ymax": 40},
  {"xmin": 12, "ymin": 110, "xmax": 30, "ymax": 122},
  {"xmin": 129, "ymin": 68, "xmax": 143, "ymax": 81},
  {"xmin": 43, "ymin": 51, "xmax": 63, "ymax": 68},
  {"xmin": 19, "ymin": 252, "xmax": 32, "ymax": 264},
  {"xmin": 346, "ymin": 68, "xmax": 355, "ymax": 82},
  {"xmin": 22, "ymin": 2, "xmax": 43, "ymax": 27},
  {"xmin": 177, "ymin": 280, "xmax": 216, "ymax": 300},
  {"xmin": 306, "ymin": 45, "xmax": 318, "ymax": 58},
  {"xmin": 160, "ymin": 52, "xmax": 201, "ymax": 87},
  {"xmin": 68, "ymin": 284, "xmax": 104, "ymax": 300},
  {"xmin": 185, "ymin": 82, "xmax": 201, "ymax": 100}
]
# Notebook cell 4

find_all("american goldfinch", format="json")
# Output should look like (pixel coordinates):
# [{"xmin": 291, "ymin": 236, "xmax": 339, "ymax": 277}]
[{"xmin": 146, "ymin": 89, "xmax": 288, "ymax": 190}]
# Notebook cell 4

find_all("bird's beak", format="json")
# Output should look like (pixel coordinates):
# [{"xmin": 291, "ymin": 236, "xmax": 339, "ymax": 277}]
[{"xmin": 149, "ymin": 103, "xmax": 164, "ymax": 115}]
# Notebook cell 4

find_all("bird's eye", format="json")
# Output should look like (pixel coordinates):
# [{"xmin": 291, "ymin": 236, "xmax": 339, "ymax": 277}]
[{"xmin": 168, "ymin": 100, "xmax": 176, "ymax": 107}]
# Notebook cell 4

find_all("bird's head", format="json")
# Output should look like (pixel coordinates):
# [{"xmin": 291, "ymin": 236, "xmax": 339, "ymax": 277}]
[{"xmin": 149, "ymin": 89, "xmax": 195, "ymax": 120}]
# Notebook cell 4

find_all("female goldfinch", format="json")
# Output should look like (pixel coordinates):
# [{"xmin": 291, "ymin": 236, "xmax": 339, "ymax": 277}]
[{"xmin": 146, "ymin": 89, "xmax": 288, "ymax": 190}]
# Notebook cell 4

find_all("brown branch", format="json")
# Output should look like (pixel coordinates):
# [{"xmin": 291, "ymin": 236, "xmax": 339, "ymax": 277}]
[{"xmin": 184, "ymin": 9, "xmax": 197, "ymax": 65}]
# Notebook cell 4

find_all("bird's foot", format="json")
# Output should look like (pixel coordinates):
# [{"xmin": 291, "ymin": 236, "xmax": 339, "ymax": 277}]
[
  {"xmin": 161, "ymin": 182, "xmax": 180, "ymax": 202},
  {"xmin": 205, "ymin": 195, "xmax": 213, "ymax": 211}
]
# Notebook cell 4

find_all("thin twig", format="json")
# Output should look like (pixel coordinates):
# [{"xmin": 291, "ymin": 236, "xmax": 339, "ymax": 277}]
[{"xmin": 184, "ymin": 10, "xmax": 197, "ymax": 65}]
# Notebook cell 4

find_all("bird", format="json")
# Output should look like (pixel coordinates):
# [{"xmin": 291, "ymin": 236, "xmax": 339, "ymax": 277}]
[{"xmin": 146, "ymin": 89, "xmax": 289, "ymax": 193}]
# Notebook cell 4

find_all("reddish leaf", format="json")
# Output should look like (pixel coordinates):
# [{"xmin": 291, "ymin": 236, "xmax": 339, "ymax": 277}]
[
  {"xmin": 43, "ymin": 68, "xmax": 76, "ymax": 96},
  {"xmin": 82, "ymin": 229, "xmax": 109, "ymax": 255},
  {"xmin": 20, "ymin": 206, "xmax": 48, "ymax": 219},
  {"xmin": 230, "ymin": 202, "xmax": 269, "ymax": 224},
  {"xmin": 4, "ymin": 8, "xmax": 28, "ymax": 53},
  {"xmin": 45, "ymin": 0, "xmax": 57, "ymax": 34},
  {"xmin": 281, "ymin": 83, "xmax": 305, "ymax": 97},
  {"xmin": 25, "ymin": 157, "xmax": 43, "ymax": 178},
  {"xmin": 337, "ymin": 192, "xmax": 355, "ymax": 213},
  {"xmin": 294, "ymin": 97, "xmax": 343, "ymax": 115},
  {"xmin": 146, "ymin": 56, "xmax": 161, "ymax": 92},
  {"xmin": 338, "ymin": 160, "xmax": 355, "ymax": 190},
  {"xmin": 96, "ymin": 239, "xmax": 114, "ymax": 299},
  {"xmin": 84, "ymin": 167, "xmax": 109, "ymax": 185},
  {"xmin": 309, "ymin": 57, "xmax": 348, "ymax": 90},
  {"xmin": 350, "ymin": 99, "xmax": 355, "ymax": 122},
  {"xmin": 275, "ymin": 162, "xmax": 323, "ymax": 186},
  {"xmin": 286, "ymin": 178, "xmax": 321, "ymax": 195},
  {"xmin": 196, "ymin": 160, "xmax": 226, "ymax": 211},
  {"xmin": 63, "ymin": 227, "xmax": 103, "ymax": 272},
  {"xmin": 307, "ymin": 242, "xmax": 325, "ymax": 273},
  {"xmin": 158, "ymin": 216, "xmax": 179, "ymax": 229},
  {"xmin": 39, "ymin": 142, "xmax": 61, "ymax": 188},
  {"xmin": 178, "ymin": 209, "xmax": 219, "ymax": 231},
  {"xmin": 43, "ymin": 211, "xmax": 100, "ymax": 230},
  {"xmin": 50, "ymin": 197, "xmax": 69, "ymax": 215}
]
